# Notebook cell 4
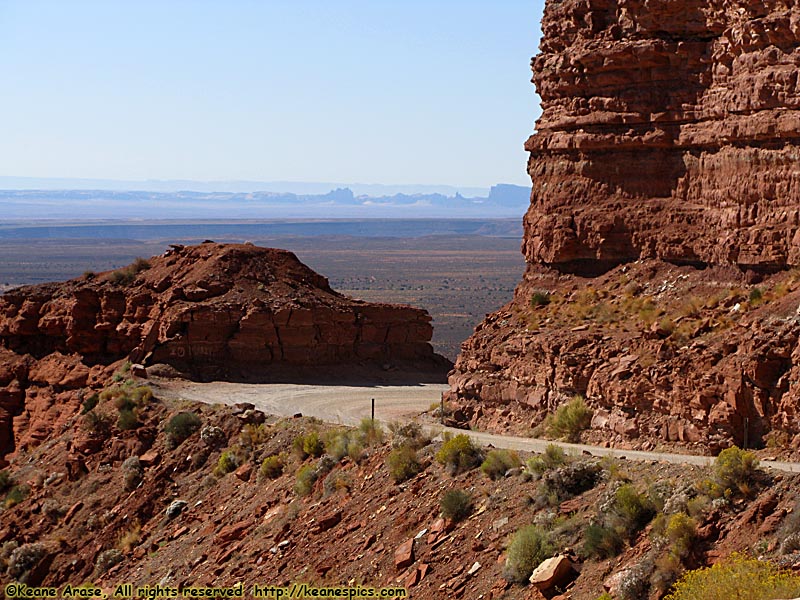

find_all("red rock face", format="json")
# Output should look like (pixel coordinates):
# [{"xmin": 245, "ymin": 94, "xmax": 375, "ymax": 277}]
[
  {"xmin": 0, "ymin": 243, "xmax": 447, "ymax": 460},
  {"xmin": 526, "ymin": 0, "xmax": 800, "ymax": 273},
  {"xmin": 447, "ymin": 0, "xmax": 800, "ymax": 452}
]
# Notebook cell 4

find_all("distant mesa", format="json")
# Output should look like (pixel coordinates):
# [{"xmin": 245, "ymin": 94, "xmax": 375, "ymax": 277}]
[{"xmin": 0, "ymin": 243, "xmax": 450, "ymax": 457}]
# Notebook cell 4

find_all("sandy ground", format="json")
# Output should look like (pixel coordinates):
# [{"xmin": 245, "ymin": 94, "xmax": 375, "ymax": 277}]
[{"xmin": 152, "ymin": 379, "xmax": 800, "ymax": 474}]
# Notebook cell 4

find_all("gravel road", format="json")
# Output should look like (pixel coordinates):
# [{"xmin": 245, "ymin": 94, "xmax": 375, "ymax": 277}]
[{"xmin": 152, "ymin": 380, "xmax": 800, "ymax": 474}]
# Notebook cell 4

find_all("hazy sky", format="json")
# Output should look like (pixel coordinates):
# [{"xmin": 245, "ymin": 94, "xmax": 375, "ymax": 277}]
[{"xmin": 0, "ymin": 1, "xmax": 545, "ymax": 188}]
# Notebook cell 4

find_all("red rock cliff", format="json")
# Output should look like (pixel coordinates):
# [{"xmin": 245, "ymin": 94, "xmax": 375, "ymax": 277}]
[
  {"xmin": 0, "ymin": 242, "xmax": 447, "ymax": 460},
  {"xmin": 446, "ymin": 0, "xmax": 800, "ymax": 454},
  {"xmin": 526, "ymin": 0, "xmax": 800, "ymax": 273}
]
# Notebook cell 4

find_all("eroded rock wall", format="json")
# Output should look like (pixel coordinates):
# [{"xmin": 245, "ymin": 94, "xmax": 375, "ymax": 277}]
[{"xmin": 526, "ymin": 0, "xmax": 800, "ymax": 272}]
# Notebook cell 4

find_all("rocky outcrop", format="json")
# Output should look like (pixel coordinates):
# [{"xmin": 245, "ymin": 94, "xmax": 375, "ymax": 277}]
[
  {"xmin": 447, "ymin": 0, "xmax": 800, "ymax": 452},
  {"xmin": 526, "ymin": 0, "xmax": 800, "ymax": 273},
  {"xmin": 0, "ymin": 242, "xmax": 448, "ymax": 459}
]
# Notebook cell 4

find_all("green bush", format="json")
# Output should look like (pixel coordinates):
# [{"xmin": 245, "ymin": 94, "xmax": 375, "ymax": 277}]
[
  {"xmin": 0, "ymin": 470, "xmax": 13, "ymax": 493},
  {"xmin": 665, "ymin": 512, "xmax": 697, "ymax": 560},
  {"xmin": 108, "ymin": 257, "xmax": 151, "ymax": 285},
  {"xmin": 81, "ymin": 393, "xmax": 99, "ymax": 414},
  {"xmin": 293, "ymin": 431, "xmax": 325, "ymax": 459},
  {"xmin": 547, "ymin": 395, "xmax": 593, "ymax": 442},
  {"xmin": 503, "ymin": 525, "xmax": 554, "ymax": 583},
  {"xmin": 481, "ymin": 449, "xmax": 521, "ymax": 480},
  {"xmin": 386, "ymin": 445, "xmax": 422, "ymax": 483},
  {"xmin": 4, "ymin": 484, "xmax": 30, "ymax": 509},
  {"xmin": 165, "ymin": 412, "xmax": 202, "ymax": 447},
  {"xmin": 294, "ymin": 464, "xmax": 318, "ymax": 497},
  {"xmin": 213, "ymin": 451, "xmax": 240, "ymax": 476},
  {"xmin": 84, "ymin": 410, "xmax": 114, "ymax": 437},
  {"xmin": 117, "ymin": 408, "xmax": 140, "ymax": 431},
  {"xmin": 440, "ymin": 489, "xmax": 472, "ymax": 522},
  {"xmin": 359, "ymin": 418, "xmax": 384, "ymax": 446},
  {"xmin": 612, "ymin": 484, "xmax": 655, "ymax": 537},
  {"xmin": 325, "ymin": 429, "xmax": 364, "ymax": 462},
  {"xmin": 665, "ymin": 553, "xmax": 800, "ymax": 600},
  {"xmin": 582, "ymin": 523, "xmax": 624, "ymax": 559},
  {"xmin": 531, "ymin": 290, "xmax": 551, "ymax": 307},
  {"xmin": 527, "ymin": 444, "xmax": 567, "ymax": 476},
  {"xmin": 435, "ymin": 434, "xmax": 483, "ymax": 475},
  {"xmin": 260, "ymin": 454, "xmax": 285, "ymax": 480},
  {"xmin": 714, "ymin": 446, "xmax": 759, "ymax": 497}
]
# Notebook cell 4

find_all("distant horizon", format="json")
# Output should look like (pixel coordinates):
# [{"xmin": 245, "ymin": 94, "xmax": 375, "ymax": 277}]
[
  {"xmin": 0, "ymin": 1, "xmax": 544, "ymax": 188},
  {"xmin": 0, "ymin": 175, "xmax": 532, "ymax": 197}
]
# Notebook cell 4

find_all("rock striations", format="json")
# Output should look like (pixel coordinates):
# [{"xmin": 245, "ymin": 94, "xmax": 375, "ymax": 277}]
[
  {"xmin": 447, "ymin": 0, "xmax": 800, "ymax": 453},
  {"xmin": 0, "ymin": 242, "xmax": 446, "ymax": 460},
  {"xmin": 526, "ymin": 0, "xmax": 800, "ymax": 273}
]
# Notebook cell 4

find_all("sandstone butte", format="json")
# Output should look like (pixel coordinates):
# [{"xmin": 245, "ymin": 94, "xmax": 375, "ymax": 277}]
[
  {"xmin": 446, "ymin": 0, "xmax": 800, "ymax": 456},
  {"xmin": 0, "ymin": 242, "xmax": 449, "ymax": 463}
]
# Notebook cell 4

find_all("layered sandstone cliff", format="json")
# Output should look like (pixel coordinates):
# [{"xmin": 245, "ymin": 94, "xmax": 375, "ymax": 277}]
[
  {"xmin": 0, "ymin": 242, "xmax": 446, "ymax": 460},
  {"xmin": 447, "ymin": 0, "xmax": 800, "ymax": 453}
]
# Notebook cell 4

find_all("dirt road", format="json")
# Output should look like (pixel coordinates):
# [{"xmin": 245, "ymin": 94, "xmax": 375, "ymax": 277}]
[{"xmin": 152, "ymin": 380, "xmax": 800, "ymax": 474}]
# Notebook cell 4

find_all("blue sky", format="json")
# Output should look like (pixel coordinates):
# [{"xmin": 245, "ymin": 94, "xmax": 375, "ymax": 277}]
[{"xmin": 0, "ymin": 1, "xmax": 545, "ymax": 188}]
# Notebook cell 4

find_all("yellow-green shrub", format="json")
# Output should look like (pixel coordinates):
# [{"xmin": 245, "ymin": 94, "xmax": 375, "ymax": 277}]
[{"xmin": 435, "ymin": 434, "xmax": 483, "ymax": 475}]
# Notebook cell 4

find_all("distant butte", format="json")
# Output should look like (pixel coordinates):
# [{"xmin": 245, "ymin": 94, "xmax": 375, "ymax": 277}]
[{"xmin": 0, "ymin": 242, "xmax": 450, "ymax": 459}]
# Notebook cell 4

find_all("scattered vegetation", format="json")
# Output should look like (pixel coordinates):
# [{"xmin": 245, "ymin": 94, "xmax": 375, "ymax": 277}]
[
  {"xmin": 665, "ymin": 553, "xmax": 800, "ymax": 600},
  {"xmin": 530, "ymin": 290, "xmax": 551, "ymax": 307},
  {"xmin": 503, "ymin": 525, "xmax": 554, "ymax": 583},
  {"xmin": 213, "ymin": 450, "xmax": 240, "ymax": 477},
  {"xmin": 4, "ymin": 484, "xmax": 29, "ymax": 509},
  {"xmin": 107, "ymin": 257, "xmax": 151, "ymax": 285},
  {"xmin": 358, "ymin": 418, "xmax": 384, "ymax": 446},
  {"xmin": 711, "ymin": 446, "xmax": 759, "ymax": 498},
  {"xmin": 440, "ymin": 489, "xmax": 472, "ymax": 522},
  {"xmin": 121, "ymin": 456, "xmax": 144, "ymax": 491},
  {"xmin": 293, "ymin": 431, "xmax": 325, "ymax": 460},
  {"xmin": 536, "ymin": 460, "xmax": 602, "ymax": 506},
  {"xmin": 260, "ymin": 454, "xmax": 286, "ymax": 480},
  {"xmin": 294, "ymin": 464, "xmax": 318, "ymax": 497},
  {"xmin": 7, "ymin": 542, "xmax": 46, "ymax": 579},
  {"xmin": 0, "ymin": 470, "xmax": 12, "ymax": 494},
  {"xmin": 94, "ymin": 548, "xmax": 123, "ymax": 575},
  {"xmin": 481, "ymin": 449, "xmax": 521, "ymax": 480},
  {"xmin": 386, "ymin": 445, "xmax": 422, "ymax": 483},
  {"xmin": 526, "ymin": 444, "xmax": 567, "ymax": 477},
  {"xmin": 81, "ymin": 393, "xmax": 99, "ymax": 414},
  {"xmin": 583, "ymin": 523, "xmax": 624, "ymax": 559},
  {"xmin": 435, "ymin": 433, "xmax": 483, "ymax": 475},
  {"xmin": 164, "ymin": 411, "xmax": 202, "ymax": 448},
  {"xmin": 118, "ymin": 521, "xmax": 141, "ymax": 553},
  {"xmin": 546, "ymin": 395, "xmax": 593, "ymax": 441}
]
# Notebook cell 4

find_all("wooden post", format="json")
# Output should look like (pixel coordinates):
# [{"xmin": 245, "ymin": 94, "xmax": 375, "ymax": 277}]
[{"xmin": 371, "ymin": 398, "xmax": 375, "ymax": 424}]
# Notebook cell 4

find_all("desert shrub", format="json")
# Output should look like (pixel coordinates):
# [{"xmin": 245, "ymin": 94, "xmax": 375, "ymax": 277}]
[
  {"xmin": 359, "ymin": 418, "xmax": 384, "ymax": 446},
  {"xmin": 260, "ymin": 454, "xmax": 285, "ymax": 480},
  {"xmin": 665, "ymin": 512, "xmax": 697, "ymax": 559},
  {"xmin": 617, "ymin": 561, "xmax": 652, "ymax": 600},
  {"xmin": 389, "ymin": 421, "xmax": 430, "ymax": 449},
  {"xmin": 81, "ymin": 393, "xmax": 99, "ymax": 414},
  {"xmin": 537, "ymin": 460, "xmax": 602, "ymax": 505},
  {"xmin": 503, "ymin": 525, "xmax": 554, "ymax": 583},
  {"xmin": 4, "ymin": 484, "xmax": 29, "ymax": 509},
  {"xmin": 118, "ymin": 521, "xmax": 141, "ymax": 553},
  {"xmin": 527, "ymin": 444, "xmax": 567, "ymax": 477},
  {"xmin": 531, "ymin": 290, "xmax": 551, "ymax": 307},
  {"xmin": 84, "ymin": 410, "xmax": 114, "ymax": 437},
  {"xmin": 435, "ymin": 434, "xmax": 483, "ymax": 475},
  {"xmin": 547, "ymin": 395, "xmax": 593, "ymax": 441},
  {"xmin": 665, "ymin": 553, "xmax": 800, "ymax": 600},
  {"xmin": 200, "ymin": 425, "xmax": 226, "ymax": 448},
  {"xmin": 108, "ymin": 257, "xmax": 150, "ymax": 285},
  {"xmin": 583, "ymin": 523, "xmax": 624, "ymax": 559},
  {"xmin": 749, "ymin": 287, "xmax": 763, "ymax": 303},
  {"xmin": 323, "ymin": 471, "xmax": 352, "ymax": 496},
  {"xmin": 295, "ymin": 464, "xmax": 318, "ymax": 497},
  {"xmin": 325, "ymin": 429, "xmax": 363, "ymax": 462},
  {"xmin": 481, "ymin": 449, "xmax": 521, "ymax": 480},
  {"xmin": 239, "ymin": 423, "xmax": 269, "ymax": 450},
  {"xmin": 213, "ymin": 451, "xmax": 240, "ymax": 476},
  {"xmin": 128, "ymin": 385, "xmax": 153, "ymax": 406},
  {"xmin": 713, "ymin": 446, "xmax": 759, "ymax": 497},
  {"xmin": 386, "ymin": 445, "xmax": 422, "ymax": 483},
  {"xmin": 7, "ymin": 542, "xmax": 46, "ymax": 579},
  {"xmin": 94, "ymin": 548, "xmax": 123, "ymax": 575},
  {"xmin": 440, "ymin": 489, "xmax": 472, "ymax": 522},
  {"xmin": 165, "ymin": 411, "xmax": 201, "ymax": 447},
  {"xmin": 117, "ymin": 408, "xmax": 139, "ymax": 431},
  {"xmin": 612, "ymin": 484, "xmax": 655, "ymax": 537},
  {"xmin": 293, "ymin": 431, "xmax": 324, "ymax": 459},
  {"xmin": 121, "ymin": 456, "xmax": 143, "ymax": 491},
  {"xmin": 0, "ymin": 470, "xmax": 12, "ymax": 493},
  {"xmin": 595, "ymin": 594, "xmax": 613, "ymax": 600}
]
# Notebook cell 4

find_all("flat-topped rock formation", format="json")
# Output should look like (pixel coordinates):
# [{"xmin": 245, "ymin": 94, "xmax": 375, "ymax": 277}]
[{"xmin": 0, "ymin": 242, "xmax": 449, "ymax": 459}]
